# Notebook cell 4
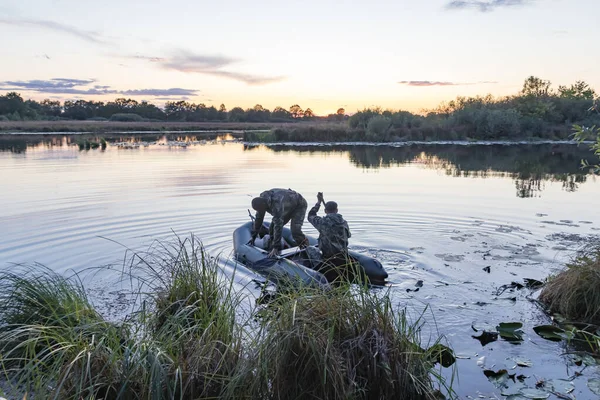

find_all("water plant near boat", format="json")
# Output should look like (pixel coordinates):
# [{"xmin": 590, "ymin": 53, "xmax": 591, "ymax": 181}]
[
  {"xmin": 0, "ymin": 236, "xmax": 452, "ymax": 399},
  {"xmin": 539, "ymin": 246, "xmax": 600, "ymax": 326}
]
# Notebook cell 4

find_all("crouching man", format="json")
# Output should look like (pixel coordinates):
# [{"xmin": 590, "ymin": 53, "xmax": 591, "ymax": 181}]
[{"xmin": 251, "ymin": 188, "xmax": 309, "ymax": 258}]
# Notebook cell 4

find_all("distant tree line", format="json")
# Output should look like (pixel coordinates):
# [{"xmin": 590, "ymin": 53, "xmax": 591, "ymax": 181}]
[
  {"xmin": 1, "ymin": 76, "xmax": 598, "ymax": 141},
  {"xmin": 0, "ymin": 94, "xmax": 348, "ymax": 123},
  {"xmin": 346, "ymin": 77, "xmax": 599, "ymax": 141}
]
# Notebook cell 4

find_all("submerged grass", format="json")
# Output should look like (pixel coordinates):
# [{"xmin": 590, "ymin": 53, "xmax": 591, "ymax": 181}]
[
  {"xmin": 539, "ymin": 246, "xmax": 600, "ymax": 326},
  {"xmin": 0, "ymin": 235, "xmax": 452, "ymax": 399}
]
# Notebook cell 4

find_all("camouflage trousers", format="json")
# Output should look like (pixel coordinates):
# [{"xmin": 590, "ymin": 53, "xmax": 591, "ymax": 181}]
[{"xmin": 268, "ymin": 197, "xmax": 307, "ymax": 248}]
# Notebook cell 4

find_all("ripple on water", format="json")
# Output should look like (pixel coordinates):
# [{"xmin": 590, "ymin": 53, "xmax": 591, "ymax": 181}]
[{"xmin": 2, "ymin": 141, "xmax": 600, "ymax": 398}]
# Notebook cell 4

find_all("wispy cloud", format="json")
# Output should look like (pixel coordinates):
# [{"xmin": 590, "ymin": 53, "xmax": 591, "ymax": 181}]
[
  {"xmin": 130, "ymin": 55, "xmax": 166, "ymax": 63},
  {"xmin": 127, "ymin": 50, "xmax": 285, "ymax": 86},
  {"xmin": 0, "ymin": 79, "xmax": 199, "ymax": 97},
  {"xmin": 398, "ymin": 80, "xmax": 497, "ymax": 87},
  {"xmin": 121, "ymin": 88, "xmax": 198, "ymax": 96},
  {"xmin": 154, "ymin": 97, "xmax": 190, "ymax": 101},
  {"xmin": 0, "ymin": 17, "xmax": 106, "ymax": 44},
  {"xmin": 445, "ymin": 0, "xmax": 531, "ymax": 12}
]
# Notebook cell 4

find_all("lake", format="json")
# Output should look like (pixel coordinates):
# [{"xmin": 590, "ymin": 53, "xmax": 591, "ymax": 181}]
[{"xmin": 1, "ymin": 133, "xmax": 599, "ymax": 398}]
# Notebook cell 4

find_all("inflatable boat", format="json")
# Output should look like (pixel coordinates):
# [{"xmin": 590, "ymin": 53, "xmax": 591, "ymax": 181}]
[{"xmin": 233, "ymin": 221, "xmax": 388, "ymax": 287}]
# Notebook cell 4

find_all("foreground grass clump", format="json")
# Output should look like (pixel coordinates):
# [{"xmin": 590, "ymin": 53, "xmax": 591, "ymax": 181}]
[
  {"xmin": 228, "ymin": 285, "xmax": 447, "ymax": 400},
  {"xmin": 0, "ymin": 266, "xmax": 126, "ymax": 399},
  {"xmin": 132, "ymin": 235, "xmax": 244, "ymax": 399},
  {"xmin": 0, "ymin": 236, "xmax": 245, "ymax": 399},
  {"xmin": 540, "ymin": 246, "xmax": 600, "ymax": 325},
  {"xmin": 0, "ymin": 236, "xmax": 451, "ymax": 399}
]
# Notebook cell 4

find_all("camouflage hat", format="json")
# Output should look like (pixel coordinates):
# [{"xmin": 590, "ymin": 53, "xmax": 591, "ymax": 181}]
[{"xmin": 324, "ymin": 201, "xmax": 338, "ymax": 212}]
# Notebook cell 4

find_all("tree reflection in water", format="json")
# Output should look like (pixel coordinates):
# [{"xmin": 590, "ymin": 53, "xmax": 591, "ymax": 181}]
[
  {"xmin": 1, "ymin": 136, "xmax": 594, "ymax": 198},
  {"xmin": 246, "ymin": 143, "xmax": 595, "ymax": 198}
]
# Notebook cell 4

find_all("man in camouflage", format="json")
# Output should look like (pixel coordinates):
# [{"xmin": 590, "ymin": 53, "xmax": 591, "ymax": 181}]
[
  {"xmin": 251, "ymin": 188, "xmax": 308, "ymax": 257},
  {"xmin": 307, "ymin": 192, "xmax": 353, "ymax": 282}
]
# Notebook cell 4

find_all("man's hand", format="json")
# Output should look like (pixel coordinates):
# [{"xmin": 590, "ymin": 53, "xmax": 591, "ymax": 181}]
[
  {"xmin": 317, "ymin": 192, "xmax": 324, "ymax": 204},
  {"xmin": 268, "ymin": 248, "xmax": 279, "ymax": 258},
  {"xmin": 298, "ymin": 238, "xmax": 310, "ymax": 249}
]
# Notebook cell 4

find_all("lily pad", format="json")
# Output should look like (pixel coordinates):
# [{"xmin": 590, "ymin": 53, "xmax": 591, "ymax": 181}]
[
  {"xmin": 533, "ymin": 325, "xmax": 568, "ymax": 342},
  {"xmin": 518, "ymin": 388, "xmax": 550, "ymax": 399},
  {"xmin": 515, "ymin": 357, "xmax": 533, "ymax": 367},
  {"xmin": 581, "ymin": 355, "xmax": 598, "ymax": 366},
  {"xmin": 428, "ymin": 344, "xmax": 456, "ymax": 368},
  {"xmin": 589, "ymin": 378, "xmax": 600, "ymax": 395},
  {"xmin": 472, "ymin": 331, "xmax": 498, "ymax": 346},
  {"xmin": 497, "ymin": 322, "xmax": 524, "ymax": 342},
  {"xmin": 547, "ymin": 379, "xmax": 575, "ymax": 395},
  {"xmin": 484, "ymin": 369, "xmax": 511, "ymax": 389},
  {"xmin": 523, "ymin": 278, "xmax": 544, "ymax": 289}
]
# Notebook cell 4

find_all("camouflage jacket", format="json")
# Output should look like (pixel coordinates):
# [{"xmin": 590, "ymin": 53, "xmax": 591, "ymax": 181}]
[
  {"xmin": 253, "ymin": 188, "xmax": 305, "ymax": 247},
  {"xmin": 307, "ymin": 202, "xmax": 351, "ymax": 258}
]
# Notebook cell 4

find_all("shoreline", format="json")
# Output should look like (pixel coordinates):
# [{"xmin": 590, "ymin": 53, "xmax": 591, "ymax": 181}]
[
  {"xmin": 0, "ymin": 131, "xmax": 588, "ymax": 147},
  {"xmin": 0, "ymin": 120, "xmax": 340, "ymax": 133}
]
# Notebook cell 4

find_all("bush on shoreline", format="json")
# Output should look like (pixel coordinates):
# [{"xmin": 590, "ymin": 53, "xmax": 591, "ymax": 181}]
[
  {"xmin": 539, "ymin": 246, "xmax": 600, "ymax": 326},
  {"xmin": 0, "ymin": 236, "xmax": 451, "ymax": 399}
]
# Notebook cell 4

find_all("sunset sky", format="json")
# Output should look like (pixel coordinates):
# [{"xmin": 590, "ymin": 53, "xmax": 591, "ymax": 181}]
[{"xmin": 1, "ymin": 0, "xmax": 598, "ymax": 115}]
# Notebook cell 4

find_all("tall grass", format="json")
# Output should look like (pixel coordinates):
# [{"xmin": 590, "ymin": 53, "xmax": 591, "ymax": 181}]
[
  {"xmin": 0, "ymin": 265, "xmax": 126, "ymax": 399},
  {"xmin": 539, "ymin": 246, "xmax": 600, "ymax": 325},
  {"xmin": 0, "ymin": 236, "xmax": 452, "ymax": 399},
  {"xmin": 227, "ymin": 284, "xmax": 449, "ymax": 399}
]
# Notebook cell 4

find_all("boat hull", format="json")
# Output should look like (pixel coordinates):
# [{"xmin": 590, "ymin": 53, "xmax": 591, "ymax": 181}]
[{"xmin": 233, "ymin": 221, "xmax": 388, "ymax": 286}]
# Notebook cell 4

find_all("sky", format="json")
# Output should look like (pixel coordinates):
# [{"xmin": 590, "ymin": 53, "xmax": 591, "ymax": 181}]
[{"xmin": 1, "ymin": 0, "xmax": 598, "ymax": 115}]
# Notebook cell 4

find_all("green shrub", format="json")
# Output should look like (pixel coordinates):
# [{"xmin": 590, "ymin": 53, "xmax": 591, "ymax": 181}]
[
  {"xmin": 109, "ymin": 113, "xmax": 145, "ymax": 122},
  {"xmin": 366, "ymin": 115, "xmax": 392, "ymax": 141}
]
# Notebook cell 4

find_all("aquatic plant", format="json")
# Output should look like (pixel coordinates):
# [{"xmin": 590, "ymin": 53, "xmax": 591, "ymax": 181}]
[
  {"xmin": 0, "ymin": 236, "xmax": 452, "ymax": 399},
  {"xmin": 0, "ymin": 265, "xmax": 126, "ymax": 398},
  {"xmin": 226, "ymin": 283, "xmax": 451, "ymax": 400},
  {"xmin": 573, "ymin": 123, "xmax": 600, "ymax": 173},
  {"xmin": 540, "ymin": 246, "xmax": 600, "ymax": 326}
]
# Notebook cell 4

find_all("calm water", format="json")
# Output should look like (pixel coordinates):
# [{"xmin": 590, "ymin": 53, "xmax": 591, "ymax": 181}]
[{"xmin": 1, "ymin": 134, "xmax": 599, "ymax": 398}]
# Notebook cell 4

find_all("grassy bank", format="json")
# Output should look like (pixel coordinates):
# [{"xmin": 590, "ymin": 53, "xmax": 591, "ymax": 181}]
[
  {"xmin": 0, "ymin": 120, "xmax": 328, "ymax": 133},
  {"xmin": 540, "ymin": 246, "xmax": 600, "ymax": 326},
  {"xmin": 0, "ymin": 236, "xmax": 452, "ymax": 399},
  {"xmin": 243, "ymin": 121, "xmax": 581, "ymax": 143}
]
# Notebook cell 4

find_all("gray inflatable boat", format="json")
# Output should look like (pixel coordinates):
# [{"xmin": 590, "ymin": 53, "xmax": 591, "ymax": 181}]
[{"xmin": 233, "ymin": 221, "xmax": 388, "ymax": 287}]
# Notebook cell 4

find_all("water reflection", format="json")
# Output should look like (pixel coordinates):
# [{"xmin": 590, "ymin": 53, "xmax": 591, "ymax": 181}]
[
  {"xmin": 246, "ymin": 143, "xmax": 595, "ymax": 198},
  {"xmin": 1, "ymin": 135, "xmax": 594, "ymax": 198},
  {"xmin": 0, "ymin": 133, "xmax": 239, "ymax": 154}
]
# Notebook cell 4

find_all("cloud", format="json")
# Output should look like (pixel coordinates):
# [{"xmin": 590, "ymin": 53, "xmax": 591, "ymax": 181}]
[
  {"xmin": 445, "ymin": 0, "xmax": 531, "ymax": 12},
  {"xmin": 128, "ymin": 50, "xmax": 285, "ymax": 85},
  {"xmin": 154, "ymin": 97, "xmax": 190, "ymax": 101},
  {"xmin": 0, "ymin": 79, "xmax": 199, "ymax": 97},
  {"xmin": 121, "ymin": 88, "xmax": 199, "ymax": 96},
  {"xmin": 130, "ymin": 55, "xmax": 166, "ymax": 63},
  {"xmin": 0, "ymin": 18, "xmax": 105, "ymax": 44},
  {"xmin": 398, "ymin": 80, "xmax": 497, "ymax": 87}
]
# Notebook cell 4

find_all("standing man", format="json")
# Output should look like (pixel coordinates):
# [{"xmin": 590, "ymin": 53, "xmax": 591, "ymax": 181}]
[
  {"xmin": 307, "ymin": 192, "xmax": 353, "ymax": 281},
  {"xmin": 251, "ymin": 188, "xmax": 308, "ymax": 257}
]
